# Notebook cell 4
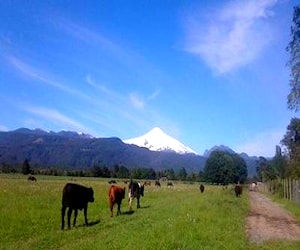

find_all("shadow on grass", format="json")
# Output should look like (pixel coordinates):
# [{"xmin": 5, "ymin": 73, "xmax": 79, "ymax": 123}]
[
  {"xmin": 139, "ymin": 205, "xmax": 150, "ymax": 209},
  {"xmin": 88, "ymin": 220, "xmax": 101, "ymax": 226},
  {"xmin": 76, "ymin": 220, "xmax": 101, "ymax": 228},
  {"xmin": 121, "ymin": 210, "xmax": 135, "ymax": 215},
  {"xmin": 121, "ymin": 205, "xmax": 150, "ymax": 214}
]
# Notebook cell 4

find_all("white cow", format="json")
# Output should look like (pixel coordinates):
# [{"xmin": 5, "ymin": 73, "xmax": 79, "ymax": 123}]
[{"xmin": 249, "ymin": 182, "xmax": 257, "ymax": 191}]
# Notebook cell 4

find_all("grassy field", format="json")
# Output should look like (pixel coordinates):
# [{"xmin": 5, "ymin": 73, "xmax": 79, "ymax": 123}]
[{"xmin": 0, "ymin": 174, "xmax": 300, "ymax": 250}]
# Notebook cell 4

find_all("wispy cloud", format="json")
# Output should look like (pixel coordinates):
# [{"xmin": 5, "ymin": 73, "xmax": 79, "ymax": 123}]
[
  {"xmin": 234, "ymin": 128, "xmax": 284, "ymax": 157},
  {"xmin": 85, "ymin": 74, "xmax": 168, "ymax": 135},
  {"xmin": 7, "ymin": 55, "xmax": 89, "ymax": 97},
  {"xmin": 23, "ymin": 105, "xmax": 87, "ymax": 132},
  {"xmin": 86, "ymin": 73, "xmax": 161, "ymax": 112},
  {"xmin": 129, "ymin": 93, "xmax": 145, "ymax": 110},
  {"xmin": 184, "ymin": 0, "xmax": 277, "ymax": 74},
  {"xmin": 147, "ymin": 89, "xmax": 161, "ymax": 101},
  {"xmin": 6, "ymin": 56, "xmax": 105, "ymax": 106},
  {"xmin": 56, "ymin": 18, "xmax": 168, "ymax": 88},
  {"xmin": 56, "ymin": 18, "xmax": 120, "ymax": 54},
  {"xmin": 7, "ymin": 56, "xmax": 71, "ymax": 91},
  {"xmin": 86, "ymin": 74, "xmax": 123, "ymax": 100}
]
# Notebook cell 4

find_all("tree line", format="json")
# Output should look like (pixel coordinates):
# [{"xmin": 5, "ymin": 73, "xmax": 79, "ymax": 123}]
[
  {"xmin": 262, "ymin": 4, "xmax": 300, "ymax": 182},
  {"xmin": 1, "ymin": 152, "xmax": 250, "ymax": 184},
  {"xmin": 0, "ymin": 159, "xmax": 200, "ymax": 181}
]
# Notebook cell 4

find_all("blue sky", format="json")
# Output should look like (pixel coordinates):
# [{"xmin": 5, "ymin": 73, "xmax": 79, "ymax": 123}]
[{"xmin": 0, "ymin": 0, "xmax": 298, "ymax": 157}]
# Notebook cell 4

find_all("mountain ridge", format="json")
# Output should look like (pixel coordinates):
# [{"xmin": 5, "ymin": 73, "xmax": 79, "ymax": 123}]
[
  {"xmin": 0, "ymin": 128, "xmax": 206, "ymax": 174},
  {"xmin": 0, "ymin": 128, "xmax": 259, "ymax": 176}
]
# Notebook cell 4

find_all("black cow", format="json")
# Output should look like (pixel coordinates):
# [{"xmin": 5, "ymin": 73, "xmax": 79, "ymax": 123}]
[
  {"xmin": 234, "ymin": 184, "xmax": 243, "ymax": 197},
  {"xmin": 200, "ymin": 184, "xmax": 204, "ymax": 193},
  {"xmin": 28, "ymin": 175, "xmax": 37, "ymax": 181},
  {"xmin": 155, "ymin": 180, "xmax": 161, "ymax": 187},
  {"xmin": 128, "ymin": 181, "xmax": 144, "ymax": 210},
  {"xmin": 61, "ymin": 183, "xmax": 94, "ymax": 230},
  {"xmin": 167, "ymin": 181, "xmax": 173, "ymax": 187}
]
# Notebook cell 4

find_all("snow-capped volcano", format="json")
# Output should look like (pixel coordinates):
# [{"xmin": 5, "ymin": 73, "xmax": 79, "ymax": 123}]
[{"xmin": 123, "ymin": 127, "xmax": 197, "ymax": 154}]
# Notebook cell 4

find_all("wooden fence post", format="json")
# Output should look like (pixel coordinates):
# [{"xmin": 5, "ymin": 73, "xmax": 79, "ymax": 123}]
[{"xmin": 290, "ymin": 178, "xmax": 293, "ymax": 201}]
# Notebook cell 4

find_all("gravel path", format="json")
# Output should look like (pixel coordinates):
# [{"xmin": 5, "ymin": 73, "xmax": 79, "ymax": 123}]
[{"xmin": 245, "ymin": 191, "xmax": 300, "ymax": 243}]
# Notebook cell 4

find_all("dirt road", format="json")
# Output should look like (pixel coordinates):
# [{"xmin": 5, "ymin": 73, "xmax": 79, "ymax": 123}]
[{"xmin": 245, "ymin": 191, "xmax": 300, "ymax": 243}]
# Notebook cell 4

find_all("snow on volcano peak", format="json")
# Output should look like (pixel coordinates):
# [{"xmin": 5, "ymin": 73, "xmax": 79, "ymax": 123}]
[{"xmin": 123, "ymin": 127, "xmax": 197, "ymax": 154}]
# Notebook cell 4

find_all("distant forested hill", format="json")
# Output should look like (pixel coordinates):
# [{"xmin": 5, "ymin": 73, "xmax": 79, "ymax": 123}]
[{"xmin": 0, "ymin": 128, "xmax": 206, "ymax": 173}]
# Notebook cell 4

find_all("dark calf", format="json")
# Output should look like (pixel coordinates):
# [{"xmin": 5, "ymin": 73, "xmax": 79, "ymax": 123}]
[
  {"xmin": 234, "ymin": 184, "xmax": 243, "ymax": 197},
  {"xmin": 167, "ymin": 181, "xmax": 173, "ymax": 187},
  {"xmin": 28, "ymin": 175, "xmax": 37, "ymax": 181},
  {"xmin": 61, "ymin": 183, "xmax": 94, "ymax": 230},
  {"xmin": 155, "ymin": 180, "xmax": 161, "ymax": 187},
  {"xmin": 200, "ymin": 184, "xmax": 204, "ymax": 193}
]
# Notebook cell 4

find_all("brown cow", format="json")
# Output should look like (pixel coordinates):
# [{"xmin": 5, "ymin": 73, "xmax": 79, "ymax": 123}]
[
  {"xmin": 200, "ymin": 184, "xmax": 204, "ymax": 193},
  {"xmin": 144, "ymin": 181, "xmax": 151, "ymax": 186},
  {"xmin": 234, "ymin": 184, "xmax": 243, "ymax": 197},
  {"xmin": 109, "ymin": 185, "xmax": 126, "ymax": 217}
]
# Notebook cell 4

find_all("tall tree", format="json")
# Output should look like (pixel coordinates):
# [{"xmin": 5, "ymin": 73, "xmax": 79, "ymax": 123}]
[
  {"xmin": 177, "ymin": 167, "xmax": 187, "ymax": 181},
  {"xmin": 231, "ymin": 154, "xmax": 248, "ymax": 184},
  {"xmin": 256, "ymin": 156, "xmax": 268, "ymax": 181},
  {"xmin": 204, "ymin": 150, "xmax": 247, "ymax": 185},
  {"xmin": 116, "ymin": 165, "xmax": 130, "ymax": 178},
  {"xmin": 270, "ymin": 146, "xmax": 288, "ymax": 179},
  {"xmin": 281, "ymin": 117, "xmax": 300, "ymax": 177},
  {"xmin": 287, "ymin": 5, "xmax": 300, "ymax": 111},
  {"xmin": 22, "ymin": 159, "xmax": 31, "ymax": 175}
]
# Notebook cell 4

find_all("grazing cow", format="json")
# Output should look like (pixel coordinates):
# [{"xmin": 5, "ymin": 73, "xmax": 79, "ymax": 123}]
[
  {"xmin": 28, "ymin": 175, "xmax": 37, "ymax": 181},
  {"xmin": 109, "ymin": 185, "xmax": 125, "ymax": 217},
  {"xmin": 249, "ymin": 182, "xmax": 257, "ymax": 192},
  {"xmin": 61, "ymin": 183, "xmax": 94, "ymax": 230},
  {"xmin": 128, "ymin": 181, "xmax": 144, "ymax": 210},
  {"xmin": 200, "ymin": 184, "xmax": 205, "ymax": 193},
  {"xmin": 234, "ymin": 184, "xmax": 243, "ymax": 197},
  {"xmin": 108, "ymin": 180, "xmax": 117, "ymax": 184},
  {"xmin": 144, "ymin": 181, "xmax": 151, "ymax": 186},
  {"xmin": 167, "ymin": 181, "xmax": 173, "ymax": 187},
  {"xmin": 155, "ymin": 180, "xmax": 161, "ymax": 187}
]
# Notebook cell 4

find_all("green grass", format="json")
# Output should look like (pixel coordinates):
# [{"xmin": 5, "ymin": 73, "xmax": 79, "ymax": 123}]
[
  {"xmin": 270, "ymin": 194, "xmax": 300, "ymax": 221},
  {"xmin": 0, "ymin": 174, "xmax": 300, "ymax": 249}
]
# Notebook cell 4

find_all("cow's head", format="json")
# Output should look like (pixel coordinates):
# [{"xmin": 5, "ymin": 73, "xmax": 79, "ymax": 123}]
[{"xmin": 88, "ymin": 187, "xmax": 95, "ymax": 202}]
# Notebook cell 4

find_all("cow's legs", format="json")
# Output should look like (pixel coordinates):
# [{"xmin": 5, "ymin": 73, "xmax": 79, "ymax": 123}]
[
  {"xmin": 117, "ymin": 202, "xmax": 121, "ymax": 215},
  {"xmin": 67, "ymin": 208, "xmax": 73, "ymax": 229},
  {"xmin": 129, "ymin": 197, "xmax": 133, "ymax": 210},
  {"xmin": 110, "ymin": 203, "xmax": 114, "ymax": 217},
  {"xmin": 83, "ymin": 206, "xmax": 88, "ymax": 226},
  {"xmin": 137, "ymin": 197, "xmax": 140, "ymax": 208},
  {"xmin": 73, "ymin": 209, "xmax": 78, "ymax": 227},
  {"xmin": 61, "ymin": 206, "xmax": 66, "ymax": 230}
]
